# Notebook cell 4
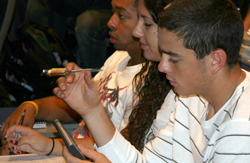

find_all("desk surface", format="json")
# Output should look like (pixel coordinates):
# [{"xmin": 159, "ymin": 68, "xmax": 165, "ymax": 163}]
[
  {"xmin": 35, "ymin": 123, "xmax": 78, "ymax": 138},
  {"xmin": 0, "ymin": 107, "xmax": 17, "ymax": 123}
]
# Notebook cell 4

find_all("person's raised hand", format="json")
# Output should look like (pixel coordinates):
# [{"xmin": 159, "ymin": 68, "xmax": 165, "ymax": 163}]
[
  {"xmin": 53, "ymin": 62, "xmax": 101, "ymax": 117},
  {"xmin": 63, "ymin": 144, "xmax": 111, "ymax": 163},
  {"xmin": 0, "ymin": 103, "xmax": 36, "ymax": 140},
  {"xmin": 5, "ymin": 125, "xmax": 53, "ymax": 155}
]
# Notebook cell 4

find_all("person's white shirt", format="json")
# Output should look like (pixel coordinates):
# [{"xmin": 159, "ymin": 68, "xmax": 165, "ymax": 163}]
[{"xmin": 73, "ymin": 50, "xmax": 142, "ymax": 138}]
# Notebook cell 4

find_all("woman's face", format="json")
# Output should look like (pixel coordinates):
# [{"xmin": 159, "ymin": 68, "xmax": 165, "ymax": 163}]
[{"xmin": 132, "ymin": 0, "xmax": 161, "ymax": 61}]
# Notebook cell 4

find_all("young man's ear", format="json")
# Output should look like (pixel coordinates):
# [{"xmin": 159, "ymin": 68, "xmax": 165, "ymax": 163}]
[{"xmin": 210, "ymin": 49, "xmax": 227, "ymax": 75}]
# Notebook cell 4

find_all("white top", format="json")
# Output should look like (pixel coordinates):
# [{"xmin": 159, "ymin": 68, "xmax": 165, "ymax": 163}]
[
  {"xmin": 94, "ymin": 50, "xmax": 142, "ymax": 130},
  {"xmin": 73, "ymin": 50, "xmax": 142, "ymax": 138},
  {"xmin": 96, "ymin": 69, "xmax": 250, "ymax": 163}
]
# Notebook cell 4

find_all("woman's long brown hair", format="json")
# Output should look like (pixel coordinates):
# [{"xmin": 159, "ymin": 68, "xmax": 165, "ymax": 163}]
[
  {"xmin": 121, "ymin": 0, "xmax": 174, "ymax": 152},
  {"xmin": 121, "ymin": 60, "xmax": 172, "ymax": 152}
]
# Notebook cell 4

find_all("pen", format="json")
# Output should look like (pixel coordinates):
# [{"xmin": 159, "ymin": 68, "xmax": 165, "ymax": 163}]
[
  {"xmin": 40, "ymin": 68, "xmax": 101, "ymax": 76},
  {"xmin": 9, "ymin": 109, "xmax": 26, "ymax": 156}
]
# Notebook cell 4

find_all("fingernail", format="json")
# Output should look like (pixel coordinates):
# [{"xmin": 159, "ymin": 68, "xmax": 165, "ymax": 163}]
[
  {"xmin": 14, "ymin": 141, "xmax": 18, "ymax": 145},
  {"xmin": 10, "ymin": 140, "xmax": 14, "ymax": 144},
  {"xmin": 12, "ymin": 146, "xmax": 15, "ymax": 150},
  {"xmin": 17, "ymin": 151, "xmax": 21, "ymax": 154}
]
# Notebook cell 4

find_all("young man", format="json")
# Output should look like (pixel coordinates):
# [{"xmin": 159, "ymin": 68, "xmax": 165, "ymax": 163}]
[
  {"xmin": 55, "ymin": 0, "xmax": 250, "ymax": 162},
  {"xmin": 154, "ymin": 0, "xmax": 250, "ymax": 162},
  {"xmin": 1, "ymin": 0, "xmax": 142, "ymax": 154}
]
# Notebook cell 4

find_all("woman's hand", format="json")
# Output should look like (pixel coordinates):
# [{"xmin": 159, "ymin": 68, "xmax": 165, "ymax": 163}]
[
  {"xmin": 63, "ymin": 144, "xmax": 111, "ymax": 163},
  {"xmin": 53, "ymin": 62, "xmax": 101, "ymax": 117},
  {"xmin": 5, "ymin": 125, "xmax": 53, "ymax": 155}
]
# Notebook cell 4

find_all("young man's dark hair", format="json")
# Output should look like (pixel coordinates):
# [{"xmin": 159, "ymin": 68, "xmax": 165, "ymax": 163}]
[{"xmin": 158, "ymin": 0, "xmax": 244, "ymax": 68}]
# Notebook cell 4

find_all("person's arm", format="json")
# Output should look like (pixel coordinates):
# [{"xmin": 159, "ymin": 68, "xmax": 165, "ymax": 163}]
[
  {"xmin": 0, "ymin": 96, "xmax": 81, "ymax": 138},
  {"xmin": 34, "ymin": 96, "xmax": 81, "ymax": 122},
  {"xmin": 243, "ymin": 6, "xmax": 250, "ymax": 31}
]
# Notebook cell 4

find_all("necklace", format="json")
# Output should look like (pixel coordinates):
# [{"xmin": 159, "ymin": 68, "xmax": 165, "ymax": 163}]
[
  {"xmin": 206, "ymin": 70, "xmax": 243, "ymax": 120},
  {"xmin": 228, "ymin": 70, "xmax": 243, "ymax": 100}
]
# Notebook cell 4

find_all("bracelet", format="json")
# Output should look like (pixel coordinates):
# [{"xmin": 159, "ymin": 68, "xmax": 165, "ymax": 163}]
[
  {"xmin": 22, "ymin": 101, "xmax": 39, "ymax": 117},
  {"xmin": 46, "ymin": 138, "xmax": 55, "ymax": 156}
]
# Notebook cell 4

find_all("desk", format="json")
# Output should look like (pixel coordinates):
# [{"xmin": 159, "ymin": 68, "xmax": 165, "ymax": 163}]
[
  {"xmin": 0, "ymin": 107, "xmax": 78, "ymax": 138},
  {"xmin": 0, "ymin": 107, "xmax": 17, "ymax": 123},
  {"xmin": 35, "ymin": 123, "xmax": 78, "ymax": 138}
]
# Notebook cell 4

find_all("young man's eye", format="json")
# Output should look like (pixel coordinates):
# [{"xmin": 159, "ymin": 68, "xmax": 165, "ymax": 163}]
[
  {"xmin": 169, "ymin": 58, "xmax": 178, "ymax": 63},
  {"xmin": 144, "ymin": 23, "xmax": 152, "ymax": 27},
  {"xmin": 119, "ymin": 14, "xmax": 125, "ymax": 19}
]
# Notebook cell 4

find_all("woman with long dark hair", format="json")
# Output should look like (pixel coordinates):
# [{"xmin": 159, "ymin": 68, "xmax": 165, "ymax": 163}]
[{"xmin": 121, "ymin": 0, "xmax": 173, "ymax": 152}]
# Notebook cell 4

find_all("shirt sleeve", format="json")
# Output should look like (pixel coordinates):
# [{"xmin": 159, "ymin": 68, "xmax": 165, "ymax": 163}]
[
  {"xmin": 95, "ymin": 112, "xmax": 176, "ymax": 163},
  {"xmin": 95, "ymin": 129, "xmax": 141, "ymax": 163}
]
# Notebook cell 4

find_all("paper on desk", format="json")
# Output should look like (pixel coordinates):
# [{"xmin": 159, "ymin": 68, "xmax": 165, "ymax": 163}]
[{"xmin": 0, "ymin": 154, "xmax": 66, "ymax": 163}]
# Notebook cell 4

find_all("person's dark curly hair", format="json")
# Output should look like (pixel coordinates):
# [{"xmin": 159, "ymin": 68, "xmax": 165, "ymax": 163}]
[
  {"xmin": 120, "ymin": 0, "xmax": 173, "ymax": 152},
  {"xmin": 121, "ymin": 59, "xmax": 172, "ymax": 152}
]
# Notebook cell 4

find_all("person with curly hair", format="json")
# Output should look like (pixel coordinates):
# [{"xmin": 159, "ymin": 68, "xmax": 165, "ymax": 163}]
[{"xmin": 120, "ymin": 0, "xmax": 174, "ymax": 152}]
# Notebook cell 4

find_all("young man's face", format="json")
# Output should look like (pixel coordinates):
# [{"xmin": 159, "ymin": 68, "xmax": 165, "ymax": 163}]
[
  {"xmin": 158, "ymin": 28, "xmax": 210, "ymax": 96},
  {"xmin": 107, "ymin": 0, "xmax": 140, "ymax": 53}
]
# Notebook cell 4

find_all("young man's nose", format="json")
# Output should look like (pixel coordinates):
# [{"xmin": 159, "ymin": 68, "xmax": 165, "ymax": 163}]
[
  {"xmin": 107, "ymin": 14, "xmax": 118, "ymax": 31},
  {"xmin": 158, "ymin": 55, "xmax": 171, "ymax": 74}
]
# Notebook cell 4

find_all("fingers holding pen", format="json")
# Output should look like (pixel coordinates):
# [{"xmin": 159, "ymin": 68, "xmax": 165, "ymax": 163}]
[
  {"xmin": 54, "ymin": 62, "xmax": 100, "ymax": 117},
  {"xmin": 7, "ymin": 135, "xmax": 36, "ymax": 155},
  {"xmin": 5, "ymin": 126, "xmax": 28, "ymax": 154},
  {"xmin": 7, "ymin": 137, "xmax": 23, "ymax": 155},
  {"xmin": 54, "ymin": 73, "xmax": 77, "ymax": 99},
  {"xmin": 56, "ymin": 62, "xmax": 81, "ymax": 89},
  {"xmin": 54, "ymin": 63, "xmax": 82, "ymax": 98},
  {"xmin": 5, "ymin": 125, "xmax": 37, "ymax": 148},
  {"xmin": 5, "ymin": 125, "xmax": 51, "ymax": 155},
  {"xmin": 65, "ymin": 62, "xmax": 81, "ymax": 72},
  {"xmin": 54, "ymin": 69, "xmax": 88, "ymax": 97}
]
